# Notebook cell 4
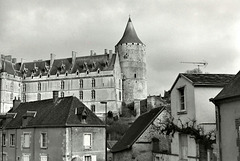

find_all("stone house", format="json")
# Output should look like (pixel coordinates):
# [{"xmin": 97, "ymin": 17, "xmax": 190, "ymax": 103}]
[
  {"xmin": 211, "ymin": 71, "xmax": 240, "ymax": 161},
  {"xmin": 0, "ymin": 91, "xmax": 106, "ymax": 161},
  {"xmin": 170, "ymin": 73, "xmax": 234, "ymax": 161},
  {"xmin": 111, "ymin": 107, "xmax": 171, "ymax": 161}
]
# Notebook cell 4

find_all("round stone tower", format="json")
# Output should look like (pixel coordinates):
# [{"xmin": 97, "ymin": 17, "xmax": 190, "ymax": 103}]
[{"xmin": 115, "ymin": 17, "xmax": 147, "ymax": 105}]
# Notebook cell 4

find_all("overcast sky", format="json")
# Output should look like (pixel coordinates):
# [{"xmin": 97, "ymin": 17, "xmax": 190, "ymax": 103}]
[{"xmin": 1, "ymin": 0, "xmax": 240, "ymax": 95}]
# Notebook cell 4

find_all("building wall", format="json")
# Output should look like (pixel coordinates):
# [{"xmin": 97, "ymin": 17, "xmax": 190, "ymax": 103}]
[
  {"xmin": 194, "ymin": 87, "xmax": 222, "ymax": 126},
  {"xmin": 218, "ymin": 100, "xmax": 240, "ymax": 161},
  {"xmin": 116, "ymin": 43, "xmax": 147, "ymax": 104},
  {"xmin": 0, "ymin": 126, "xmax": 105, "ymax": 161},
  {"xmin": 0, "ymin": 72, "xmax": 21, "ymax": 113}
]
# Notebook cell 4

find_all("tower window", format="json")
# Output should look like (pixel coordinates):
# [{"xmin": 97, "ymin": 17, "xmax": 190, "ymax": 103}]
[
  {"xmin": 119, "ymin": 91, "xmax": 121, "ymax": 101},
  {"xmin": 37, "ymin": 93, "xmax": 41, "ymax": 101},
  {"xmin": 38, "ymin": 82, "xmax": 41, "ymax": 91},
  {"xmin": 134, "ymin": 74, "xmax": 136, "ymax": 78},
  {"xmin": 178, "ymin": 87, "xmax": 186, "ymax": 111},
  {"xmin": 23, "ymin": 83, "xmax": 26, "ymax": 92},
  {"xmin": 61, "ymin": 92, "xmax": 64, "ymax": 98}
]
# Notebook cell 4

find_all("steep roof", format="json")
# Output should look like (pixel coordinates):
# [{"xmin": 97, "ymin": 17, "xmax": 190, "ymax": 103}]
[
  {"xmin": 170, "ymin": 73, "xmax": 235, "ymax": 92},
  {"xmin": 15, "ymin": 54, "xmax": 116, "ymax": 77},
  {"xmin": 4, "ymin": 96, "xmax": 104, "ymax": 129},
  {"xmin": 116, "ymin": 18, "xmax": 143, "ymax": 46},
  {"xmin": 111, "ymin": 106, "xmax": 165, "ymax": 153},
  {"xmin": 213, "ymin": 71, "xmax": 240, "ymax": 102}
]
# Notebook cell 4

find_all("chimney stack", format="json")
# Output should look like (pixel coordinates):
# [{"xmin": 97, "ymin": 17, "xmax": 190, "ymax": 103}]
[
  {"xmin": 104, "ymin": 49, "xmax": 108, "ymax": 55},
  {"xmin": 72, "ymin": 51, "xmax": 77, "ymax": 67},
  {"xmin": 13, "ymin": 97, "xmax": 21, "ymax": 111},
  {"xmin": 109, "ymin": 50, "xmax": 113, "ymax": 60},
  {"xmin": 53, "ymin": 91, "xmax": 59, "ymax": 103},
  {"xmin": 90, "ymin": 50, "xmax": 94, "ymax": 56},
  {"xmin": 50, "ymin": 53, "xmax": 55, "ymax": 68}
]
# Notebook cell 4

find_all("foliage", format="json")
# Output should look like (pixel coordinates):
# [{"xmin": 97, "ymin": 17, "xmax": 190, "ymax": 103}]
[
  {"xmin": 106, "ymin": 119, "xmax": 129, "ymax": 140},
  {"xmin": 186, "ymin": 68, "xmax": 203, "ymax": 74}
]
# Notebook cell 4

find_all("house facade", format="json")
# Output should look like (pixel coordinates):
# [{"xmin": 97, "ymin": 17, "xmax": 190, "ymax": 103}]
[
  {"xmin": 0, "ymin": 17, "xmax": 147, "ymax": 119},
  {"xmin": 211, "ymin": 71, "xmax": 240, "ymax": 161},
  {"xmin": 111, "ymin": 107, "xmax": 171, "ymax": 161},
  {"xmin": 0, "ymin": 92, "xmax": 106, "ymax": 161},
  {"xmin": 170, "ymin": 73, "xmax": 234, "ymax": 161}
]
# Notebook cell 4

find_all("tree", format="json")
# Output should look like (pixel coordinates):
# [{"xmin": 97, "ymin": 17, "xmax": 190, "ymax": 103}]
[{"xmin": 186, "ymin": 68, "xmax": 203, "ymax": 74}]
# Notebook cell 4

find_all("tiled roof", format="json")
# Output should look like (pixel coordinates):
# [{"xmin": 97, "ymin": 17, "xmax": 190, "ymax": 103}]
[
  {"xmin": 181, "ymin": 73, "xmax": 235, "ymax": 86},
  {"xmin": 170, "ymin": 73, "xmax": 235, "ymax": 92},
  {"xmin": 14, "ymin": 54, "xmax": 116, "ymax": 77},
  {"xmin": 5, "ymin": 96, "xmax": 104, "ymax": 129},
  {"xmin": 1, "ymin": 60, "xmax": 16, "ymax": 75},
  {"xmin": 116, "ymin": 18, "xmax": 143, "ymax": 46},
  {"xmin": 111, "ymin": 107, "xmax": 165, "ymax": 153},
  {"xmin": 213, "ymin": 71, "xmax": 240, "ymax": 102}
]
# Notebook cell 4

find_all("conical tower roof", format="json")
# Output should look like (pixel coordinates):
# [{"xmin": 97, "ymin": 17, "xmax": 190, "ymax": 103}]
[{"xmin": 116, "ymin": 18, "xmax": 144, "ymax": 46}]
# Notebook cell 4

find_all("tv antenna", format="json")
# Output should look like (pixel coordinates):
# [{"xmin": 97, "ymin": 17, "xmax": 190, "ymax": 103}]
[{"xmin": 181, "ymin": 61, "xmax": 208, "ymax": 71}]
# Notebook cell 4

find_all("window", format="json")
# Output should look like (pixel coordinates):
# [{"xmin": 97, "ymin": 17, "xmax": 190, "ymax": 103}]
[
  {"xmin": 10, "ymin": 82, "xmax": 14, "ymax": 91},
  {"xmin": 22, "ymin": 154, "xmax": 30, "ymax": 161},
  {"xmin": 91, "ymin": 105, "xmax": 95, "ymax": 113},
  {"xmin": 23, "ymin": 133, "xmax": 30, "ymax": 148},
  {"xmin": 22, "ymin": 94, "xmax": 26, "ymax": 102},
  {"xmin": 38, "ymin": 82, "xmax": 41, "ymax": 91},
  {"xmin": 10, "ymin": 93, "xmax": 13, "ymax": 100},
  {"xmin": 61, "ymin": 92, "xmax": 64, "ymax": 98},
  {"xmin": 80, "ymin": 79, "xmax": 83, "ymax": 88},
  {"xmin": 91, "ymin": 90, "xmax": 95, "ymax": 99},
  {"xmin": 61, "ymin": 81, "xmax": 64, "ymax": 89},
  {"xmin": 79, "ymin": 91, "xmax": 83, "ymax": 100},
  {"xmin": 40, "ymin": 156, "xmax": 48, "ymax": 161},
  {"xmin": 10, "ymin": 134, "xmax": 15, "ymax": 146},
  {"xmin": 179, "ymin": 134, "xmax": 188, "ymax": 160},
  {"xmin": 134, "ymin": 73, "xmax": 136, "ymax": 78},
  {"xmin": 92, "ymin": 78, "xmax": 95, "ymax": 87},
  {"xmin": 37, "ymin": 93, "xmax": 41, "ymax": 101},
  {"xmin": 119, "ymin": 91, "xmax": 121, "ymax": 101},
  {"xmin": 84, "ymin": 155, "xmax": 97, "ymax": 161},
  {"xmin": 40, "ymin": 133, "xmax": 47, "ymax": 148},
  {"xmin": 23, "ymin": 83, "xmax": 26, "ymax": 92},
  {"xmin": 83, "ymin": 133, "xmax": 92, "ymax": 149},
  {"xmin": 178, "ymin": 87, "xmax": 186, "ymax": 111},
  {"xmin": 2, "ymin": 134, "xmax": 6, "ymax": 146}
]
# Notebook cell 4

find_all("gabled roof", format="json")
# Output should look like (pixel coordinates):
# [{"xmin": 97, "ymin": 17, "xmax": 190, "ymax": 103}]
[
  {"xmin": 213, "ymin": 71, "xmax": 240, "ymax": 102},
  {"xmin": 111, "ymin": 106, "xmax": 165, "ymax": 153},
  {"xmin": 170, "ymin": 73, "xmax": 235, "ymax": 92},
  {"xmin": 5, "ymin": 96, "xmax": 104, "ymax": 129},
  {"xmin": 116, "ymin": 18, "xmax": 144, "ymax": 46}
]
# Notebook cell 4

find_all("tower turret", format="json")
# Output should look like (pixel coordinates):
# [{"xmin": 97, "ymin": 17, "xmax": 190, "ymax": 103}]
[{"xmin": 115, "ymin": 17, "xmax": 147, "ymax": 105}]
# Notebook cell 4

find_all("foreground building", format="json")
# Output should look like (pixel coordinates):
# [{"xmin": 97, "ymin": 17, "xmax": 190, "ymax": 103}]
[
  {"xmin": 111, "ymin": 107, "xmax": 171, "ymax": 161},
  {"xmin": 211, "ymin": 71, "xmax": 240, "ymax": 161},
  {"xmin": 0, "ymin": 92, "xmax": 106, "ymax": 161},
  {"xmin": 170, "ymin": 73, "xmax": 234, "ymax": 161},
  {"xmin": 0, "ymin": 17, "xmax": 147, "ymax": 119}
]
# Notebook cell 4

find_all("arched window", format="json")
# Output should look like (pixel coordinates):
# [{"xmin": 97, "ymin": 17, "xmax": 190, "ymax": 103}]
[
  {"xmin": 91, "ymin": 90, "xmax": 95, "ymax": 99},
  {"xmin": 38, "ymin": 82, "xmax": 41, "ymax": 91}
]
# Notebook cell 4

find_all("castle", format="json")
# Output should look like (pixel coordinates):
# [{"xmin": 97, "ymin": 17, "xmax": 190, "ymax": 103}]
[{"xmin": 0, "ymin": 18, "xmax": 147, "ymax": 118}]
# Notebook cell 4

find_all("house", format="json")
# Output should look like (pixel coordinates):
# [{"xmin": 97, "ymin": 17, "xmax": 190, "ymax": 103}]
[
  {"xmin": 0, "ymin": 17, "xmax": 147, "ymax": 119},
  {"xmin": 211, "ymin": 71, "xmax": 240, "ymax": 161},
  {"xmin": 170, "ymin": 73, "xmax": 234, "ymax": 161},
  {"xmin": 0, "ymin": 91, "xmax": 106, "ymax": 161},
  {"xmin": 111, "ymin": 106, "xmax": 171, "ymax": 161}
]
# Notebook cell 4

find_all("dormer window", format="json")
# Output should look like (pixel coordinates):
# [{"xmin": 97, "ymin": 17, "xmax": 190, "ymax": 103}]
[
  {"xmin": 65, "ymin": 72, "xmax": 68, "ymax": 76},
  {"xmin": 76, "ymin": 71, "xmax": 79, "ymax": 76},
  {"xmin": 86, "ymin": 70, "xmax": 89, "ymax": 75},
  {"xmin": 97, "ymin": 68, "xmax": 100, "ymax": 74}
]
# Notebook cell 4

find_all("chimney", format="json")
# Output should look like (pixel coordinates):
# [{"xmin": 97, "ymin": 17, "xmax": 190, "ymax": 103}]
[
  {"xmin": 104, "ymin": 49, "xmax": 108, "ymax": 55},
  {"xmin": 50, "ymin": 53, "xmax": 55, "ymax": 68},
  {"xmin": 109, "ymin": 50, "xmax": 113, "ymax": 60},
  {"xmin": 53, "ymin": 91, "xmax": 59, "ymax": 103},
  {"xmin": 13, "ymin": 97, "xmax": 21, "ymax": 111},
  {"xmin": 12, "ymin": 58, "xmax": 17, "ymax": 64},
  {"xmin": 72, "ymin": 51, "xmax": 76, "ymax": 68},
  {"xmin": 90, "ymin": 50, "xmax": 94, "ymax": 56}
]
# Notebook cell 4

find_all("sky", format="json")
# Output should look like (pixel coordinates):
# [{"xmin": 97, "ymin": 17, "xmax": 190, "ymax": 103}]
[{"xmin": 0, "ymin": 0, "xmax": 240, "ymax": 95}]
